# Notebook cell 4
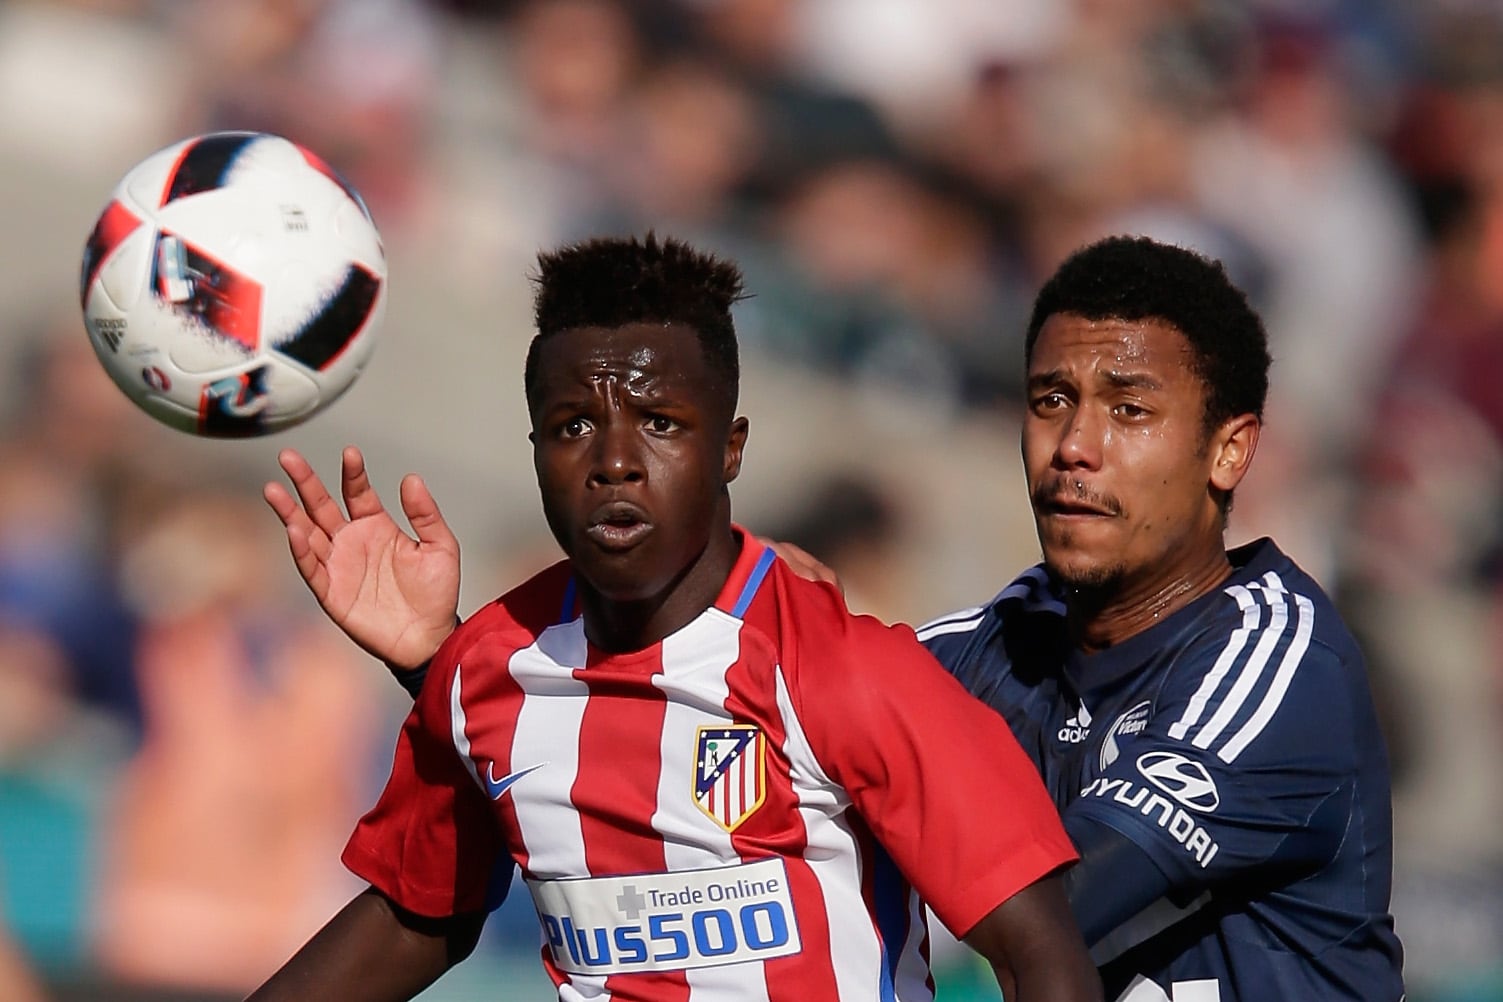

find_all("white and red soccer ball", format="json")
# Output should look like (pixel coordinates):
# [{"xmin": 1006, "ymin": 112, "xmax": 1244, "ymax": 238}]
[{"xmin": 79, "ymin": 131, "xmax": 387, "ymax": 437}]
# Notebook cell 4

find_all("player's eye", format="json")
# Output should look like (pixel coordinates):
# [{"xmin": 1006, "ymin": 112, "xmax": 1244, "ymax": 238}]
[
  {"xmin": 1114, "ymin": 402, "xmax": 1149, "ymax": 420},
  {"xmin": 561, "ymin": 417, "xmax": 591, "ymax": 438},
  {"xmin": 646, "ymin": 415, "xmax": 677, "ymax": 434},
  {"xmin": 1032, "ymin": 392, "xmax": 1069, "ymax": 413}
]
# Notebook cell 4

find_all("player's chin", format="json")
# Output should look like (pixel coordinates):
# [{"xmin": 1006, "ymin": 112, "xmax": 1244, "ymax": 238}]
[
  {"xmin": 573, "ymin": 553, "xmax": 666, "ymax": 603},
  {"xmin": 1043, "ymin": 552, "xmax": 1126, "ymax": 593},
  {"xmin": 1039, "ymin": 535, "xmax": 1121, "ymax": 587}
]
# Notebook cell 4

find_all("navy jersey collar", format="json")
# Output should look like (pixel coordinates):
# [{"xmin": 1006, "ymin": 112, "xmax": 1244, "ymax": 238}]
[{"xmin": 1060, "ymin": 537, "xmax": 1287, "ymax": 695}]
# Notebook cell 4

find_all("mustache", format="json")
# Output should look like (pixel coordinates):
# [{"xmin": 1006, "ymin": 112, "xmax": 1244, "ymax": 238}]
[{"xmin": 1031, "ymin": 477, "xmax": 1123, "ymax": 516}]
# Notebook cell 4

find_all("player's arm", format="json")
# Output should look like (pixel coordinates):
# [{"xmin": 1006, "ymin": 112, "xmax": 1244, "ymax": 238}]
[
  {"xmin": 963, "ymin": 874, "xmax": 1104, "ymax": 1002},
  {"xmin": 1064, "ymin": 637, "xmax": 1358, "ymax": 961},
  {"xmin": 785, "ymin": 609, "xmax": 1098, "ymax": 998},
  {"xmin": 246, "ymin": 887, "xmax": 485, "ymax": 1002},
  {"xmin": 1058, "ymin": 817, "xmax": 1174, "ymax": 950}
]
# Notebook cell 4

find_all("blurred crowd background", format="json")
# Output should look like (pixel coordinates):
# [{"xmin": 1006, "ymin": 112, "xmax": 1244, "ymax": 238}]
[{"xmin": 0, "ymin": 0, "xmax": 1500, "ymax": 998}]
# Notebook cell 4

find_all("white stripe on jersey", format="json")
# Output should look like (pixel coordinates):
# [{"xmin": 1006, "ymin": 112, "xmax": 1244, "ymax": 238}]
[
  {"xmin": 1169, "ymin": 572, "xmax": 1316, "ymax": 762},
  {"xmin": 507, "ymin": 620, "xmax": 591, "ymax": 879},
  {"xmin": 891, "ymin": 890, "xmax": 931, "ymax": 999},
  {"xmin": 913, "ymin": 610, "xmax": 984, "ymax": 642},
  {"xmin": 1090, "ymin": 891, "xmax": 1212, "ymax": 967},
  {"xmin": 995, "ymin": 566, "xmax": 1067, "ymax": 615},
  {"xmin": 449, "ymin": 665, "xmax": 486, "ymax": 793},
  {"xmin": 773, "ymin": 668, "xmax": 899, "ymax": 1002},
  {"xmin": 1191, "ymin": 573, "xmax": 1289, "ymax": 751},
  {"xmin": 1168, "ymin": 587, "xmax": 1261, "ymax": 741},
  {"xmin": 658, "ymin": 611, "xmax": 772, "ymax": 1002},
  {"xmin": 656, "ymin": 612, "xmax": 740, "ymax": 866},
  {"xmin": 1219, "ymin": 586, "xmax": 1314, "ymax": 763},
  {"xmin": 505, "ymin": 622, "xmax": 610, "ymax": 1002},
  {"xmin": 914, "ymin": 567, "xmax": 1065, "ymax": 643}
]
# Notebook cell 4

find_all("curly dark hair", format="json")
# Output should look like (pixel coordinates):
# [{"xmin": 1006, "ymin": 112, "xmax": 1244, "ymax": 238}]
[
  {"xmin": 1024, "ymin": 235, "xmax": 1271, "ymax": 438},
  {"xmin": 523, "ymin": 233, "xmax": 745, "ymax": 414}
]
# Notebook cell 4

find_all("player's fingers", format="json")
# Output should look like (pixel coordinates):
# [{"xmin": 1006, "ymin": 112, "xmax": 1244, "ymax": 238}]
[
  {"xmin": 279, "ymin": 448, "xmax": 348, "ymax": 537},
  {"xmin": 265, "ymin": 481, "xmax": 333, "ymax": 560},
  {"xmin": 399, "ymin": 473, "xmax": 459, "ymax": 551},
  {"xmin": 341, "ymin": 445, "xmax": 388, "ymax": 520},
  {"xmin": 285, "ymin": 522, "xmax": 330, "ymax": 602},
  {"xmin": 760, "ymin": 537, "xmax": 843, "ymax": 589},
  {"xmin": 263, "ymin": 480, "xmax": 299, "ymax": 525}
]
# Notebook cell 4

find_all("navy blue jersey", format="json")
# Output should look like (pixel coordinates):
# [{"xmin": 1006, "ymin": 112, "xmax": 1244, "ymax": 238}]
[{"xmin": 920, "ymin": 538, "xmax": 1404, "ymax": 1002}]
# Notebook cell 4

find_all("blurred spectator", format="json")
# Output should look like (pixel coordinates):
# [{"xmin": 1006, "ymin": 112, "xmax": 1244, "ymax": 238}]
[
  {"xmin": 493, "ymin": 0, "xmax": 646, "ymax": 239},
  {"xmin": 90, "ymin": 491, "xmax": 384, "ymax": 997},
  {"xmin": 592, "ymin": 57, "xmax": 765, "ymax": 241},
  {"xmin": 1192, "ymin": 11, "xmax": 1423, "ymax": 582},
  {"xmin": 691, "ymin": 0, "xmax": 898, "ymax": 193},
  {"xmin": 760, "ymin": 471, "xmax": 907, "ymax": 621},
  {"xmin": 0, "ymin": 318, "xmax": 147, "ymax": 741},
  {"xmin": 761, "ymin": 157, "xmax": 1027, "ymax": 412},
  {"xmin": 787, "ymin": 0, "xmax": 1067, "ymax": 137},
  {"xmin": 0, "ymin": 912, "xmax": 47, "ymax": 1002},
  {"xmin": 169, "ymin": 0, "xmax": 444, "ymax": 232},
  {"xmin": 0, "ymin": 618, "xmax": 125, "ymax": 983}
]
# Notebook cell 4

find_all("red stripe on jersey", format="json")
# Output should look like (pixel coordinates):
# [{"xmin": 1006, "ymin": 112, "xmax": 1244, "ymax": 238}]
[
  {"xmin": 497, "ymin": 563, "xmax": 575, "ymax": 632},
  {"xmin": 721, "ymin": 644, "xmax": 841, "ymax": 1002},
  {"xmin": 466, "ymin": 642, "xmax": 560, "ymax": 988},
  {"xmin": 714, "ymin": 529, "xmax": 766, "ymax": 616},
  {"xmin": 572, "ymin": 645, "xmax": 691, "ymax": 1002}
]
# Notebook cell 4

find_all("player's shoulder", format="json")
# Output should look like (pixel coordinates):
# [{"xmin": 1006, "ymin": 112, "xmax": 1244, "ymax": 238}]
[
  {"xmin": 914, "ymin": 564, "xmax": 1066, "ymax": 661},
  {"xmin": 1153, "ymin": 540, "xmax": 1368, "ymax": 758},
  {"xmin": 756, "ymin": 554, "xmax": 895, "ymax": 640},
  {"xmin": 747, "ymin": 554, "xmax": 934, "ymax": 670},
  {"xmin": 431, "ymin": 559, "xmax": 575, "ymax": 681},
  {"xmin": 1176, "ymin": 538, "xmax": 1361, "ymax": 673}
]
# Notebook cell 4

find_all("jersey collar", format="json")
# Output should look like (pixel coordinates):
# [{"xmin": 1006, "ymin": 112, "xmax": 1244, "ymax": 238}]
[{"xmin": 1062, "ymin": 537, "xmax": 1286, "ymax": 694}]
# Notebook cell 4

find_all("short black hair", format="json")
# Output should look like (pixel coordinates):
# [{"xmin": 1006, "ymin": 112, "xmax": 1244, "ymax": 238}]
[
  {"xmin": 523, "ymin": 233, "xmax": 745, "ymax": 413},
  {"xmin": 1024, "ymin": 235, "xmax": 1271, "ymax": 436}
]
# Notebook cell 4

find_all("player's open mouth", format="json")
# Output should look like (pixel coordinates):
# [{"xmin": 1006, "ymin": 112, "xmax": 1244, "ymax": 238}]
[
  {"xmin": 586, "ymin": 503, "xmax": 652, "ymax": 550},
  {"xmin": 1040, "ymin": 499, "xmax": 1115, "ymax": 518}
]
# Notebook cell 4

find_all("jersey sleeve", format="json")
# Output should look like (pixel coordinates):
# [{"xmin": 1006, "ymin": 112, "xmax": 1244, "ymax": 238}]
[
  {"xmin": 1068, "ymin": 635, "xmax": 1357, "ymax": 899},
  {"xmin": 341, "ymin": 639, "xmax": 511, "ymax": 918},
  {"xmin": 784, "ymin": 599, "xmax": 1077, "ymax": 939}
]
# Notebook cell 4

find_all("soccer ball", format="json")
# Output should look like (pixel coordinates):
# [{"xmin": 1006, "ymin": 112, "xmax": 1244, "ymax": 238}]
[{"xmin": 79, "ymin": 131, "xmax": 387, "ymax": 437}]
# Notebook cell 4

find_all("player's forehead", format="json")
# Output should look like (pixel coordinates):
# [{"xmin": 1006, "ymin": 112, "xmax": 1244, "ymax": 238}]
[
  {"xmin": 1028, "ymin": 313, "xmax": 1200, "ymax": 389},
  {"xmin": 534, "ymin": 321, "xmax": 713, "ymax": 395}
]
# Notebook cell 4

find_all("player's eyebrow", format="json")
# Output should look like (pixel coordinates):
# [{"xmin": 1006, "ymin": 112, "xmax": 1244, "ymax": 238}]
[
  {"xmin": 1101, "ymin": 370, "xmax": 1163, "ymax": 392},
  {"xmin": 1026, "ymin": 369, "xmax": 1070, "ymax": 393},
  {"xmin": 1026, "ymin": 368, "xmax": 1165, "ymax": 394}
]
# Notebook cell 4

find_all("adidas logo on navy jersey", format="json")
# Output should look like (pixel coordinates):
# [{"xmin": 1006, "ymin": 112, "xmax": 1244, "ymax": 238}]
[{"xmin": 1057, "ymin": 702, "xmax": 1092, "ymax": 743}]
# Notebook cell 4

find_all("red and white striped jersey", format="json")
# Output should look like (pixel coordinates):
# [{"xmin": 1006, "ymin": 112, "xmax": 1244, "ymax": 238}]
[{"xmin": 344, "ymin": 532, "xmax": 1075, "ymax": 1001}]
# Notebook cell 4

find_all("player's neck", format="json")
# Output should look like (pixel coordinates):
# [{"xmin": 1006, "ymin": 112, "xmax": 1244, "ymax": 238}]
[
  {"xmin": 1066, "ymin": 546, "xmax": 1233, "ymax": 654},
  {"xmin": 578, "ymin": 526, "xmax": 741, "ymax": 653}
]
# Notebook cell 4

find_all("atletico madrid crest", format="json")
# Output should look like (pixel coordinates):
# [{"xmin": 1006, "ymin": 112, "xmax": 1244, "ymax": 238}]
[{"xmin": 693, "ymin": 725, "xmax": 766, "ymax": 832}]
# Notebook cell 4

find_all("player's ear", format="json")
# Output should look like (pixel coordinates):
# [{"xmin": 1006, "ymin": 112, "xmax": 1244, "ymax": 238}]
[
  {"xmin": 723, "ymin": 417, "xmax": 749, "ymax": 484},
  {"xmin": 1209, "ymin": 414, "xmax": 1259, "ymax": 494}
]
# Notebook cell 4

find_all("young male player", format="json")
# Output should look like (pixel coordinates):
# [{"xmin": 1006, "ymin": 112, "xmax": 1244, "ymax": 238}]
[
  {"xmin": 914, "ymin": 236, "xmax": 1406, "ymax": 1001},
  {"xmin": 249, "ymin": 235, "xmax": 1101, "ymax": 1001}
]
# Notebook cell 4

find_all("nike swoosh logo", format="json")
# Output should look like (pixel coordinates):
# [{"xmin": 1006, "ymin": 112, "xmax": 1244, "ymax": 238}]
[{"xmin": 484, "ymin": 761, "xmax": 546, "ymax": 800}]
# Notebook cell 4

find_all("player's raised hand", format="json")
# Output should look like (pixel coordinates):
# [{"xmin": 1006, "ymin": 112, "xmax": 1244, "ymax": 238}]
[{"xmin": 264, "ymin": 446, "xmax": 460, "ymax": 670}]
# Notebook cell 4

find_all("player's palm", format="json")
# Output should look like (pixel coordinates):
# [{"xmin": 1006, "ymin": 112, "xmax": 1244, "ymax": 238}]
[{"xmin": 265, "ymin": 447, "xmax": 460, "ymax": 669}]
